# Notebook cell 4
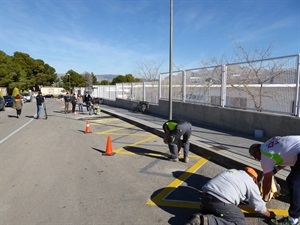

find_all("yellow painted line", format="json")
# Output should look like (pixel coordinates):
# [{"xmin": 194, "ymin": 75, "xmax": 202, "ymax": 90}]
[
  {"xmin": 97, "ymin": 132, "xmax": 152, "ymax": 136},
  {"xmin": 147, "ymin": 157, "xmax": 208, "ymax": 209},
  {"xmin": 114, "ymin": 135, "xmax": 158, "ymax": 153},
  {"xmin": 240, "ymin": 206, "xmax": 288, "ymax": 216},
  {"xmin": 97, "ymin": 124, "xmax": 135, "ymax": 134},
  {"xmin": 146, "ymin": 157, "xmax": 288, "ymax": 215}
]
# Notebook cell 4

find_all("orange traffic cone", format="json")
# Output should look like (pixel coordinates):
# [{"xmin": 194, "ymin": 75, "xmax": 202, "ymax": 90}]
[
  {"xmin": 103, "ymin": 136, "xmax": 115, "ymax": 156},
  {"xmin": 84, "ymin": 120, "xmax": 92, "ymax": 133}
]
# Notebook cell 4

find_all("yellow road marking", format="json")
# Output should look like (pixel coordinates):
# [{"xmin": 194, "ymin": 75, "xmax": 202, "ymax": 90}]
[
  {"xmin": 97, "ymin": 124, "xmax": 135, "ymax": 134},
  {"xmin": 146, "ymin": 157, "xmax": 288, "ymax": 215},
  {"xmin": 98, "ymin": 132, "xmax": 152, "ymax": 136},
  {"xmin": 239, "ymin": 206, "xmax": 288, "ymax": 216},
  {"xmin": 114, "ymin": 135, "xmax": 158, "ymax": 153},
  {"xmin": 147, "ymin": 158, "xmax": 208, "ymax": 209},
  {"xmin": 95, "ymin": 119, "xmax": 288, "ymax": 215}
]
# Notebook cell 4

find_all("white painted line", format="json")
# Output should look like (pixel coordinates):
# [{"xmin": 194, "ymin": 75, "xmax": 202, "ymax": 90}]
[{"xmin": 0, "ymin": 118, "xmax": 34, "ymax": 145}]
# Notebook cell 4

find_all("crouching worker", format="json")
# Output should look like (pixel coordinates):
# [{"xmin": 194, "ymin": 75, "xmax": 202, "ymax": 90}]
[
  {"xmin": 185, "ymin": 167, "xmax": 276, "ymax": 225},
  {"xmin": 162, "ymin": 119, "xmax": 192, "ymax": 163}
]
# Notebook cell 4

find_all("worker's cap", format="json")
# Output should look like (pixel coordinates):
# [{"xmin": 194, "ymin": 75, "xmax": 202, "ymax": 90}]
[{"xmin": 244, "ymin": 167, "xmax": 258, "ymax": 179}]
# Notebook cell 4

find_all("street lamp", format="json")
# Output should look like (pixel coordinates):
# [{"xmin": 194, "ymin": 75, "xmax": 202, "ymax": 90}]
[{"xmin": 66, "ymin": 73, "xmax": 71, "ymax": 93}]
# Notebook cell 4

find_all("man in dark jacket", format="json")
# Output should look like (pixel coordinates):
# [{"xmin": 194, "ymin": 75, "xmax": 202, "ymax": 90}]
[
  {"xmin": 36, "ymin": 91, "xmax": 44, "ymax": 119},
  {"xmin": 64, "ymin": 92, "xmax": 71, "ymax": 113},
  {"xmin": 84, "ymin": 93, "xmax": 93, "ymax": 113}
]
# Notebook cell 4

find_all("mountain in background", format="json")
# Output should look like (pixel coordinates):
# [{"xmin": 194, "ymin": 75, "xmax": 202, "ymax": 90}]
[
  {"xmin": 95, "ymin": 74, "xmax": 117, "ymax": 82},
  {"xmin": 57, "ymin": 73, "xmax": 117, "ymax": 82}
]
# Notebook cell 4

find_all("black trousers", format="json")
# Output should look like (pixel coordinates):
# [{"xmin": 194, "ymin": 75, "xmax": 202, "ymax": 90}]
[
  {"xmin": 165, "ymin": 122, "xmax": 192, "ymax": 159},
  {"xmin": 201, "ymin": 194, "xmax": 246, "ymax": 225},
  {"xmin": 287, "ymin": 154, "xmax": 300, "ymax": 218}
]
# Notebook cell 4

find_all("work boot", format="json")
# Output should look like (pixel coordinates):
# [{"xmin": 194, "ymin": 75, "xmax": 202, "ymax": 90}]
[
  {"xmin": 168, "ymin": 157, "xmax": 179, "ymax": 162},
  {"xmin": 185, "ymin": 213, "xmax": 208, "ymax": 225},
  {"xmin": 272, "ymin": 217, "xmax": 299, "ymax": 225}
]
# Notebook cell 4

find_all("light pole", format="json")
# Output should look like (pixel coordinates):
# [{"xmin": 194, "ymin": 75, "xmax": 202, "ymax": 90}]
[
  {"xmin": 66, "ymin": 73, "xmax": 71, "ymax": 93},
  {"xmin": 168, "ymin": 0, "xmax": 173, "ymax": 120}
]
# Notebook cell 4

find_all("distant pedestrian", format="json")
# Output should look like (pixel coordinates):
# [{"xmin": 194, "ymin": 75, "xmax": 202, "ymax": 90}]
[
  {"xmin": 77, "ymin": 94, "xmax": 83, "ymax": 113},
  {"xmin": 249, "ymin": 136, "xmax": 300, "ymax": 225},
  {"xmin": 71, "ymin": 93, "xmax": 77, "ymax": 114},
  {"xmin": 13, "ymin": 94, "xmax": 23, "ymax": 118},
  {"xmin": 64, "ymin": 92, "xmax": 71, "ymax": 113},
  {"xmin": 185, "ymin": 167, "xmax": 276, "ymax": 225},
  {"xmin": 84, "ymin": 93, "xmax": 93, "ymax": 112},
  {"xmin": 35, "ymin": 91, "xmax": 44, "ymax": 119},
  {"xmin": 162, "ymin": 119, "xmax": 192, "ymax": 163}
]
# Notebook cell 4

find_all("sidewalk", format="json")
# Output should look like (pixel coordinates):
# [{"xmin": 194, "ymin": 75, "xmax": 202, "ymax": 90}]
[{"xmin": 99, "ymin": 104, "xmax": 289, "ymax": 191}]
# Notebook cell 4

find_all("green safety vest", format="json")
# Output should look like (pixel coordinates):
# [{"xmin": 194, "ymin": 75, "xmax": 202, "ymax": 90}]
[
  {"xmin": 166, "ymin": 121, "xmax": 177, "ymax": 131},
  {"xmin": 261, "ymin": 149, "xmax": 283, "ymax": 165}
]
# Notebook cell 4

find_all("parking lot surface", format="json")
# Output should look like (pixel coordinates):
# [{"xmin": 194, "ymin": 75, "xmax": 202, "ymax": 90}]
[{"xmin": 0, "ymin": 99, "xmax": 290, "ymax": 225}]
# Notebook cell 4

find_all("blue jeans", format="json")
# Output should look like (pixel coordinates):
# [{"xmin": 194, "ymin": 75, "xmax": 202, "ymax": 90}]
[
  {"xmin": 37, "ymin": 105, "xmax": 43, "ymax": 119},
  {"xmin": 78, "ymin": 103, "xmax": 83, "ymax": 112}
]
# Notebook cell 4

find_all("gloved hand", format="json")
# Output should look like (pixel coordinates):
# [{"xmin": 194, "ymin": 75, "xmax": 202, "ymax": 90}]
[
  {"xmin": 268, "ymin": 211, "xmax": 276, "ymax": 219},
  {"xmin": 163, "ymin": 137, "xmax": 168, "ymax": 144}
]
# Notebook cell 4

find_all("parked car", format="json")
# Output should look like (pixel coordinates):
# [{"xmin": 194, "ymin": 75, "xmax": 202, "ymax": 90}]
[
  {"xmin": 23, "ymin": 93, "xmax": 33, "ymax": 102},
  {"xmin": 44, "ymin": 94, "xmax": 54, "ymax": 98},
  {"xmin": 0, "ymin": 96, "xmax": 5, "ymax": 111},
  {"xmin": 4, "ymin": 95, "xmax": 14, "ymax": 107}
]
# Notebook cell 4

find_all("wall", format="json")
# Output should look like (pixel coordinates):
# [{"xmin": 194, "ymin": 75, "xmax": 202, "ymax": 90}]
[{"xmin": 103, "ymin": 98, "xmax": 300, "ymax": 138}]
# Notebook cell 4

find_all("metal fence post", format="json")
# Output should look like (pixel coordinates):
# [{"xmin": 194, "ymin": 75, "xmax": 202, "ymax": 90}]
[
  {"xmin": 182, "ymin": 70, "xmax": 186, "ymax": 102},
  {"xmin": 221, "ymin": 64, "xmax": 227, "ymax": 107},
  {"xmin": 295, "ymin": 54, "xmax": 300, "ymax": 117},
  {"xmin": 143, "ymin": 82, "xmax": 146, "ymax": 101},
  {"xmin": 159, "ymin": 74, "xmax": 162, "ymax": 100}
]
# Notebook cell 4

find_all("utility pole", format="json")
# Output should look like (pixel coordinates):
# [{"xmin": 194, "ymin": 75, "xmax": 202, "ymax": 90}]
[{"xmin": 168, "ymin": 0, "xmax": 173, "ymax": 120}]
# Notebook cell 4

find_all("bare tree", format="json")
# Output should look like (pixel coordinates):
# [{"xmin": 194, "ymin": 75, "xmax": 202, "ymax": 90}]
[
  {"xmin": 137, "ymin": 59, "xmax": 164, "ymax": 81},
  {"xmin": 226, "ymin": 39, "xmax": 291, "ymax": 111},
  {"xmin": 196, "ymin": 38, "xmax": 294, "ymax": 112},
  {"xmin": 83, "ymin": 72, "xmax": 93, "ymax": 94}
]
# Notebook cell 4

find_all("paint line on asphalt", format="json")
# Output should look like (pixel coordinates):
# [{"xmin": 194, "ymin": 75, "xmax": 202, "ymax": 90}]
[
  {"xmin": 0, "ymin": 118, "xmax": 34, "ymax": 145},
  {"xmin": 147, "ymin": 156, "xmax": 289, "ymax": 215},
  {"xmin": 97, "ymin": 124, "xmax": 135, "ymax": 134},
  {"xmin": 147, "ymin": 158, "xmax": 208, "ymax": 207}
]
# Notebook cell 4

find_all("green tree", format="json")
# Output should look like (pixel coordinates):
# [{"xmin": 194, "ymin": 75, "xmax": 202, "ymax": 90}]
[
  {"xmin": 62, "ymin": 70, "xmax": 86, "ymax": 92},
  {"xmin": 100, "ymin": 80, "xmax": 110, "ymax": 85},
  {"xmin": 91, "ymin": 72, "xmax": 100, "ymax": 85},
  {"xmin": 111, "ymin": 74, "xmax": 141, "ymax": 85}
]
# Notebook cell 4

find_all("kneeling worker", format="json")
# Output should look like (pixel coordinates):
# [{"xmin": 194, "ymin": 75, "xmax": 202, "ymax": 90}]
[
  {"xmin": 185, "ymin": 167, "xmax": 276, "ymax": 225},
  {"xmin": 162, "ymin": 119, "xmax": 192, "ymax": 163}
]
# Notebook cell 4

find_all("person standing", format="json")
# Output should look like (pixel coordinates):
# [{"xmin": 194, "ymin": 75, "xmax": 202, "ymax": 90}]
[
  {"xmin": 64, "ymin": 92, "xmax": 71, "ymax": 113},
  {"xmin": 162, "ymin": 119, "xmax": 192, "ymax": 163},
  {"xmin": 185, "ymin": 167, "xmax": 275, "ymax": 225},
  {"xmin": 249, "ymin": 136, "xmax": 300, "ymax": 225},
  {"xmin": 13, "ymin": 94, "xmax": 23, "ymax": 118},
  {"xmin": 84, "ymin": 92, "xmax": 92, "ymax": 112},
  {"xmin": 77, "ymin": 94, "xmax": 84, "ymax": 113},
  {"xmin": 35, "ymin": 91, "xmax": 44, "ymax": 119},
  {"xmin": 71, "ymin": 93, "xmax": 77, "ymax": 114}
]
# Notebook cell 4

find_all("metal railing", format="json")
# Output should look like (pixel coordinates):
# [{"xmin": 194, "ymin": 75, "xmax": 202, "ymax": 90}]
[{"xmin": 93, "ymin": 54, "xmax": 300, "ymax": 117}]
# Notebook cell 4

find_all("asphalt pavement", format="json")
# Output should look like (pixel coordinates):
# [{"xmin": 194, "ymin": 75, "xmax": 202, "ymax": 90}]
[
  {"xmin": 99, "ymin": 104, "xmax": 290, "ymax": 193},
  {"xmin": 0, "ymin": 99, "xmax": 290, "ymax": 225}
]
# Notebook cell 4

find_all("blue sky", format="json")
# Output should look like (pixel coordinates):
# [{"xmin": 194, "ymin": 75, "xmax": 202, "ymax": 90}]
[{"xmin": 1, "ymin": 0, "xmax": 299, "ymax": 76}]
